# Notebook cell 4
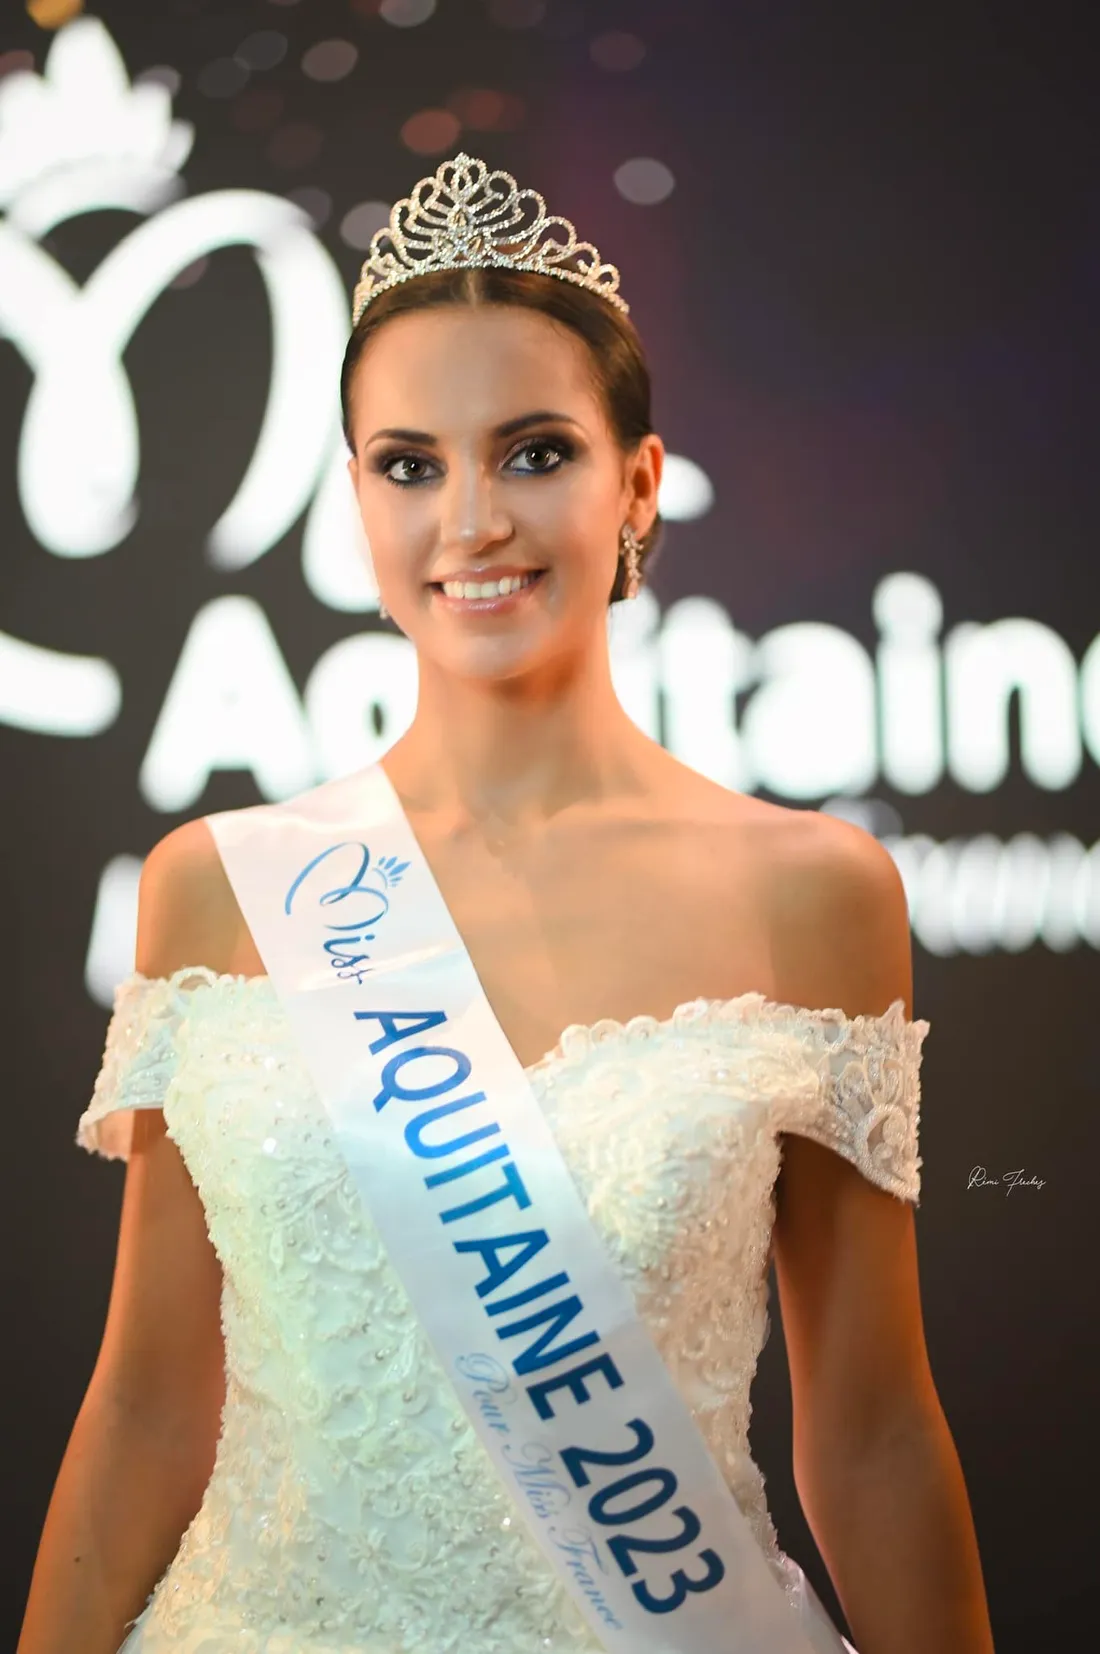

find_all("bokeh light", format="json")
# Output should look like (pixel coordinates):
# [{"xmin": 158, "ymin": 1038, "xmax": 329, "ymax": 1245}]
[
  {"xmin": 613, "ymin": 156, "xmax": 675, "ymax": 204},
  {"xmin": 379, "ymin": 0, "xmax": 437, "ymax": 27},
  {"xmin": 235, "ymin": 32, "xmax": 289, "ymax": 71},
  {"xmin": 446, "ymin": 86, "xmax": 525, "ymax": 131},
  {"xmin": 400, "ymin": 108, "xmax": 462, "ymax": 154},
  {"xmin": 590, "ymin": 31, "xmax": 646, "ymax": 72},
  {"xmin": 659, "ymin": 455, "xmax": 715, "ymax": 520},
  {"xmin": 287, "ymin": 185, "xmax": 333, "ymax": 228},
  {"xmin": 26, "ymin": 0, "xmax": 84, "ymax": 26},
  {"xmin": 340, "ymin": 200, "xmax": 392, "ymax": 250},
  {"xmin": 135, "ymin": 65, "xmax": 182, "ymax": 95},
  {"xmin": 301, "ymin": 40, "xmax": 359, "ymax": 82}
]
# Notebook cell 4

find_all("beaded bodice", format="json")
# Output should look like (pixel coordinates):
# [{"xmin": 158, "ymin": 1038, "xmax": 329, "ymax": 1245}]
[{"xmin": 79, "ymin": 967, "xmax": 926, "ymax": 1653}]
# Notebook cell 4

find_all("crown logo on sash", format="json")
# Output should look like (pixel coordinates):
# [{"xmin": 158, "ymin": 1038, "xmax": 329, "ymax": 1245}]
[
  {"xmin": 351, "ymin": 151, "xmax": 629, "ymax": 325},
  {"xmin": 374, "ymin": 853, "xmax": 410, "ymax": 888}
]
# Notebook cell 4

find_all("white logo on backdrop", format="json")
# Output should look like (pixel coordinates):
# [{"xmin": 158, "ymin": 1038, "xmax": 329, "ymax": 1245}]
[
  {"xmin": 0, "ymin": 16, "xmax": 1096, "ymax": 997},
  {"xmin": 0, "ymin": 19, "xmax": 347, "ymax": 578}
]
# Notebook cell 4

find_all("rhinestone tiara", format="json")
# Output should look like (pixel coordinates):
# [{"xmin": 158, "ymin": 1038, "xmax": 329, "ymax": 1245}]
[{"xmin": 350, "ymin": 151, "xmax": 629, "ymax": 326}]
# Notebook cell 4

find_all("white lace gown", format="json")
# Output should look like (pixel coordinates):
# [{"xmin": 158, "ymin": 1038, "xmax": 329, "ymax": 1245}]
[{"xmin": 77, "ymin": 966, "xmax": 927, "ymax": 1653}]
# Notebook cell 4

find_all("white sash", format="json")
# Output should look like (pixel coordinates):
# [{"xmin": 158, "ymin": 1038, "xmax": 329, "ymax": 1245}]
[{"xmin": 205, "ymin": 762, "xmax": 850, "ymax": 1654}]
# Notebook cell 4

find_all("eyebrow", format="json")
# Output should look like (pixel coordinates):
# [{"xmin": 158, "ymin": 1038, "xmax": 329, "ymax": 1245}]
[{"xmin": 363, "ymin": 410, "xmax": 584, "ymax": 447}]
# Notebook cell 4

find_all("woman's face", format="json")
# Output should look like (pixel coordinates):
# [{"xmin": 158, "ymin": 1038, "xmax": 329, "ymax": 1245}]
[{"xmin": 345, "ymin": 303, "xmax": 663, "ymax": 678}]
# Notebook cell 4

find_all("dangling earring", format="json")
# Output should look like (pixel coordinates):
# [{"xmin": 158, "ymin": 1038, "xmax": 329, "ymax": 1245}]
[
  {"xmin": 378, "ymin": 598, "xmax": 389, "ymax": 621},
  {"xmin": 619, "ymin": 523, "xmax": 644, "ymax": 600}
]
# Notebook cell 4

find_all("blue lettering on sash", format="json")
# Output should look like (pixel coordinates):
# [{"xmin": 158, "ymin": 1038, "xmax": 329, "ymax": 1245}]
[
  {"xmin": 527, "ymin": 1353, "xmax": 625, "ymax": 1420},
  {"xmin": 492, "ymin": 1295, "xmax": 601, "ymax": 1375},
  {"xmin": 423, "ymin": 1143, "xmax": 510, "ymax": 1186},
  {"xmin": 404, "ymin": 1093, "xmax": 499, "ymax": 1158},
  {"xmin": 367, "ymin": 1043, "xmax": 472, "ymax": 1112},
  {"xmin": 452, "ymin": 1230, "xmax": 550, "ymax": 1296},
  {"xmin": 351, "ymin": 1012, "xmax": 603, "ymax": 1387},
  {"xmin": 485, "ymin": 1270, "xmax": 571, "ymax": 1315},
  {"xmin": 353, "ymin": 1008, "xmax": 449, "ymax": 1055},
  {"xmin": 438, "ymin": 1158, "xmax": 532, "ymax": 1222}
]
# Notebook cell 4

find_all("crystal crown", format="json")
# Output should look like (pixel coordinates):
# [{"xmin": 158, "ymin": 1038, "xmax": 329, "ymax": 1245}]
[{"xmin": 351, "ymin": 151, "xmax": 629, "ymax": 325}]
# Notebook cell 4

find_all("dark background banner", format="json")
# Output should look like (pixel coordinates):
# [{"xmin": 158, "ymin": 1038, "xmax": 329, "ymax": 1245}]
[{"xmin": 3, "ymin": 2, "xmax": 1096, "ymax": 1647}]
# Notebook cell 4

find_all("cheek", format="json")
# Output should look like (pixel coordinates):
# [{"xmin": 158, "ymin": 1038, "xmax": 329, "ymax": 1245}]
[
  {"xmin": 524, "ymin": 464, "xmax": 620, "ymax": 541},
  {"xmin": 355, "ymin": 487, "xmax": 434, "ymax": 563},
  {"xmin": 563, "ymin": 492, "xmax": 624, "ymax": 583}
]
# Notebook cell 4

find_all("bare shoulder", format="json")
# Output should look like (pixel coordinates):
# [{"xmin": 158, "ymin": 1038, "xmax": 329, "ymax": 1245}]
[
  {"xmin": 755, "ymin": 802, "xmax": 916, "ymax": 1021},
  {"xmin": 765, "ymin": 802, "xmax": 908, "ymax": 905},
  {"xmin": 683, "ymin": 775, "xmax": 905, "ymax": 915},
  {"xmin": 136, "ymin": 817, "xmax": 254, "ymax": 980}
]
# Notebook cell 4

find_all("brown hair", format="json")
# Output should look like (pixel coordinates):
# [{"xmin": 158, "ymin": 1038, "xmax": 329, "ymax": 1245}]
[{"xmin": 339, "ymin": 266, "xmax": 664, "ymax": 603}]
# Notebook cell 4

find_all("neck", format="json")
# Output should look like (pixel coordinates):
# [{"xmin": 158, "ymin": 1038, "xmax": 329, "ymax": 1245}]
[{"xmin": 378, "ymin": 628, "xmax": 659, "ymax": 834}]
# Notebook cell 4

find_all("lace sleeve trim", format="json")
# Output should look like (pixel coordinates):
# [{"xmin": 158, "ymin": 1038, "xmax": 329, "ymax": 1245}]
[
  {"xmin": 75, "ymin": 967, "xmax": 229, "ymax": 1161},
  {"xmin": 531, "ymin": 990, "xmax": 929, "ymax": 1206},
  {"xmin": 772, "ymin": 998, "xmax": 929, "ymax": 1204}
]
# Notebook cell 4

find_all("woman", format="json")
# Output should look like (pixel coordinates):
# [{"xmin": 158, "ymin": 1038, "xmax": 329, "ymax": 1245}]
[{"xmin": 20, "ymin": 154, "xmax": 995, "ymax": 1653}]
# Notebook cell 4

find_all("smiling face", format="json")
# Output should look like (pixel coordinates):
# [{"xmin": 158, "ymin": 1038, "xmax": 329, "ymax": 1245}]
[{"xmin": 345, "ymin": 302, "xmax": 662, "ymax": 679}]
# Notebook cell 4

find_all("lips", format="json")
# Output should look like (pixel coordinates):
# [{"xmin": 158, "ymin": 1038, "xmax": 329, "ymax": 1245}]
[{"xmin": 429, "ymin": 568, "xmax": 548, "ymax": 609}]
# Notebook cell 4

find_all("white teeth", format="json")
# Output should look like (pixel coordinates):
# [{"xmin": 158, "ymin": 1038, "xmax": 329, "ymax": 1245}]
[{"xmin": 440, "ymin": 571, "xmax": 540, "ymax": 600}]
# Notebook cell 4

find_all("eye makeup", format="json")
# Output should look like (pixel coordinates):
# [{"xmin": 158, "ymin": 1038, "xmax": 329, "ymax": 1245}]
[{"xmin": 371, "ymin": 434, "xmax": 578, "ymax": 488}]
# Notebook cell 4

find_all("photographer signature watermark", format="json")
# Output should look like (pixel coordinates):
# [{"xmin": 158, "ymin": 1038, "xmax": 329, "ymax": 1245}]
[{"xmin": 967, "ymin": 1166, "xmax": 1046, "ymax": 1194}]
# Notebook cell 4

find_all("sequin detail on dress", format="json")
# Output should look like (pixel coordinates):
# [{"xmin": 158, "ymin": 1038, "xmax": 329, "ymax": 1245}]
[{"xmin": 77, "ymin": 967, "xmax": 927, "ymax": 1653}]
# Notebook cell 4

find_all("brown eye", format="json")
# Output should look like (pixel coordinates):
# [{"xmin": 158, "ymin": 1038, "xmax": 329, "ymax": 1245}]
[
  {"xmin": 508, "ymin": 438, "xmax": 572, "ymax": 474},
  {"xmin": 378, "ymin": 453, "xmax": 435, "ymax": 487}
]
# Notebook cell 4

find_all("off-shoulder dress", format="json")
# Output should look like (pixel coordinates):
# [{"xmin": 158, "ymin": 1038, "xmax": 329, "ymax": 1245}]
[{"xmin": 77, "ymin": 967, "xmax": 927, "ymax": 1653}]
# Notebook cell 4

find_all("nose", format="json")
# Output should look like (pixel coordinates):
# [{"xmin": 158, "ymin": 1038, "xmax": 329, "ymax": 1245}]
[{"xmin": 439, "ymin": 456, "xmax": 511, "ymax": 554}]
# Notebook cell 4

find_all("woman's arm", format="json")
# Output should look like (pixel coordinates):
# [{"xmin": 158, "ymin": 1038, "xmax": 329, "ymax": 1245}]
[
  {"xmin": 18, "ymin": 1113, "xmax": 226, "ymax": 1654},
  {"xmin": 19, "ymin": 825, "xmax": 238, "ymax": 1654},
  {"xmin": 775, "ymin": 1137, "xmax": 994, "ymax": 1653},
  {"xmin": 770, "ymin": 816, "xmax": 996, "ymax": 1654}
]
